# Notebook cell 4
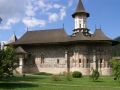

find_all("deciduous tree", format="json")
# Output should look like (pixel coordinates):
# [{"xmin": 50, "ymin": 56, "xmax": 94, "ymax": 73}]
[
  {"xmin": 0, "ymin": 46, "xmax": 18, "ymax": 78},
  {"xmin": 111, "ymin": 59, "xmax": 120, "ymax": 81}
]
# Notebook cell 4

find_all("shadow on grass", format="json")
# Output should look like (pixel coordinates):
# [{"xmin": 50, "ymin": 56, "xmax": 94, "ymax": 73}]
[
  {"xmin": 32, "ymin": 72, "xmax": 53, "ymax": 76},
  {"xmin": 0, "ymin": 75, "xmax": 46, "ymax": 82},
  {"xmin": 0, "ymin": 82, "xmax": 38, "ymax": 89},
  {"xmin": 92, "ymin": 80, "xmax": 104, "ymax": 82}
]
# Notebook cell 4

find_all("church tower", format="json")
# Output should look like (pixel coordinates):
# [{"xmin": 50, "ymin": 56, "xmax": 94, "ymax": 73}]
[{"xmin": 72, "ymin": 0, "xmax": 90, "ymax": 36}]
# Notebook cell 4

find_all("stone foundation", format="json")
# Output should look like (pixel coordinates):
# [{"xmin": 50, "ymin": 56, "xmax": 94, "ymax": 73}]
[{"xmin": 100, "ymin": 68, "xmax": 112, "ymax": 76}]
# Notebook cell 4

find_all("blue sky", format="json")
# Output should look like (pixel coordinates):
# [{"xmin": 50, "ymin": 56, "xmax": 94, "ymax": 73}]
[{"xmin": 0, "ymin": 0, "xmax": 120, "ymax": 41}]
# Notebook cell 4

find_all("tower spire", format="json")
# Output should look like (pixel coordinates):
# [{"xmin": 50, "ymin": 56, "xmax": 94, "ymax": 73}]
[
  {"xmin": 72, "ymin": 0, "xmax": 89, "ymax": 18},
  {"xmin": 76, "ymin": 0, "xmax": 86, "ymax": 12}
]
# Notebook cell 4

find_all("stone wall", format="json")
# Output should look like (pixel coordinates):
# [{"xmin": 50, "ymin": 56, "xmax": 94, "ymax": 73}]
[
  {"xmin": 17, "ymin": 44, "xmax": 112, "ymax": 76},
  {"xmin": 23, "ymin": 45, "xmax": 67, "ymax": 73}
]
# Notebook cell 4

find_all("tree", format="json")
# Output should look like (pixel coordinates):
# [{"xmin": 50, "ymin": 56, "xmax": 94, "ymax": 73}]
[
  {"xmin": 111, "ymin": 59, "xmax": 120, "ymax": 81},
  {"xmin": 0, "ymin": 46, "xmax": 18, "ymax": 78},
  {"xmin": 90, "ymin": 69, "xmax": 100, "ymax": 81}
]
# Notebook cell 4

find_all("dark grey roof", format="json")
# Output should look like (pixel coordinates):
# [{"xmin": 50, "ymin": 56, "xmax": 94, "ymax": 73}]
[
  {"xmin": 92, "ymin": 29, "xmax": 111, "ymax": 40},
  {"xmin": 72, "ymin": 0, "xmax": 89, "ymax": 18},
  {"xmin": 71, "ymin": 32, "xmax": 87, "ymax": 40},
  {"xmin": 15, "ymin": 46, "xmax": 27, "ymax": 54},
  {"xmin": 12, "ymin": 28, "xmax": 114, "ymax": 45},
  {"xmin": 13, "ymin": 28, "xmax": 68, "ymax": 45},
  {"xmin": 71, "ymin": 29, "xmax": 111, "ymax": 41}
]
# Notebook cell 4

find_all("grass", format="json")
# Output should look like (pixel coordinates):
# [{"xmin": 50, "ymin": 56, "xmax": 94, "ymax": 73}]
[{"xmin": 0, "ymin": 74, "xmax": 120, "ymax": 90}]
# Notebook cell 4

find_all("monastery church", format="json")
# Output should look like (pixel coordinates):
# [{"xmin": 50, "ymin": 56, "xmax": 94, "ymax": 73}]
[{"xmin": 12, "ymin": 0, "xmax": 117, "ymax": 75}]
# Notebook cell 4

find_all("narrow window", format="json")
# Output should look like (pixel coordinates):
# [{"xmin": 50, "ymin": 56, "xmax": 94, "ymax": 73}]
[
  {"xmin": 86, "ymin": 59, "xmax": 89, "ymax": 68},
  {"xmin": 100, "ymin": 59, "xmax": 102, "ymax": 68},
  {"xmin": 32, "ymin": 58, "xmax": 35, "ymax": 65},
  {"xmin": 87, "ymin": 59, "xmax": 89, "ymax": 63},
  {"xmin": 79, "ymin": 59, "xmax": 81, "ymax": 63},
  {"xmin": 57, "ymin": 59, "xmax": 59, "ymax": 64},
  {"xmin": 100, "ymin": 59, "xmax": 102, "ymax": 63},
  {"xmin": 41, "ymin": 54, "xmax": 44, "ymax": 64},
  {"xmin": 72, "ymin": 59, "xmax": 75, "ymax": 63},
  {"xmin": 41, "ymin": 58, "xmax": 44, "ymax": 64},
  {"xmin": 79, "ymin": 24, "xmax": 81, "ymax": 28},
  {"xmin": 79, "ymin": 20, "xmax": 81, "ymax": 28}
]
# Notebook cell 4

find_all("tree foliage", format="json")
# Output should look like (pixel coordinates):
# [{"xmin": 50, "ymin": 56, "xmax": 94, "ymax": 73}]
[
  {"xmin": 0, "ymin": 46, "xmax": 18, "ymax": 78},
  {"xmin": 111, "ymin": 59, "xmax": 120, "ymax": 80}
]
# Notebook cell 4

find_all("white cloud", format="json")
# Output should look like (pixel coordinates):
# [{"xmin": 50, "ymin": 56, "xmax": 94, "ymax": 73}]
[
  {"xmin": 68, "ymin": 0, "xmax": 73, "ymax": 7},
  {"xmin": 23, "ymin": 17, "xmax": 46, "ymax": 27},
  {"xmin": 48, "ymin": 13, "xmax": 59, "ymax": 22},
  {"xmin": 34, "ymin": 0, "xmax": 53, "ymax": 12},
  {"xmin": 36, "ymin": 0, "xmax": 46, "ymax": 10},
  {"xmin": 0, "ymin": 0, "xmax": 27, "ymax": 23},
  {"xmin": 59, "ymin": 7, "xmax": 66, "ymax": 20},
  {"xmin": 0, "ymin": 17, "xmax": 20, "ymax": 29},
  {"xmin": 0, "ymin": 0, "xmax": 73, "ymax": 30},
  {"xmin": 0, "ymin": 0, "xmax": 27, "ymax": 29},
  {"xmin": 25, "ymin": 2, "xmax": 36, "ymax": 17},
  {"xmin": 53, "ymin": 4, "xmax": 62, "ymax": 9},
  {"xmin": 48, "ymin": 6, "xmax": 66, "ymax": 22}
]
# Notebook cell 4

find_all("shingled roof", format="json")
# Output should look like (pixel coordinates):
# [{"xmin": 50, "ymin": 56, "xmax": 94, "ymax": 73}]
[
  {"xmin": 12, "ymin": 28, "xmax": 117, "ymax": 46},
  {"xmin": 92, "ymin": 29, "xmax": 111, "ymax": 40},
  {"xmin": 71, "ymin": 32, "xmax": 87, "ymax": 41},
  {"xmin": 72, "ymin": 0, "xmax": 89, "ymax": 18},
  {"xmin": 13, "ymin": 28, "xmax": 69, "ymax": 45}
]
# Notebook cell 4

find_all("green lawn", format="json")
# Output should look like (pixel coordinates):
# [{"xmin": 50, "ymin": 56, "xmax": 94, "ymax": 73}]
[{"xmin": 0, "ymin": 74, "xmax": 120, "ymax": 90}]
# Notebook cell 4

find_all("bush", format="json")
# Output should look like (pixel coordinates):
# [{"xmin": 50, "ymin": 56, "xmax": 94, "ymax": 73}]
[
  {"xmin": 52, "ymin": 75, "xmax": 61, "ymax": 81},
  {"xmin": 63, "ymin": 71, "xmax": 68, "ymax": 76},
  {"xmin": 65, "ymin": 73, "xmax": 72, "ymax": 81},
  {"xmin": 90, "ymin": 69, "xmax": 100, "ymax": 81},
  {"xmin": 72, "ymin": 71, "xmax": 82, "ymax": 78}
]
